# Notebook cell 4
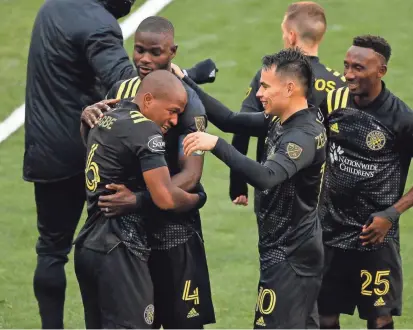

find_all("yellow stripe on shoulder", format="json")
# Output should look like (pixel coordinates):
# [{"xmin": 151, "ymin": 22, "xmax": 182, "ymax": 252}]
[
  {"xmin": 124, "ymin": 77, "xmax": 139, "ymax": 98},
  {"xmin": 327, "ymin": 90, "xmax": 334, "ymax": 114},
  {"xmin": 340, "ymin": 87, "xmax": 350, "ymax": 108},
  {"xmin": 334, "ymin": 87, "xmax": 344, "ymax": 110},
  {"xmin": 131, "ymin": 78, "xmax": 141, "ymax": 97},
  {"xmin": 130, "ymin": 110, "xmax": 151, "ymax": 124},
  {"xmin": 115, "ymin": 80, "xmax": 128, "ymax": 99}
]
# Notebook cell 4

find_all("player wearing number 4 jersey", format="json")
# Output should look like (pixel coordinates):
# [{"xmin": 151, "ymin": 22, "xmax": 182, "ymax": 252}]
[{"xmin": 317, "ymin": 35, "xmax": 413, "ymax": 330}]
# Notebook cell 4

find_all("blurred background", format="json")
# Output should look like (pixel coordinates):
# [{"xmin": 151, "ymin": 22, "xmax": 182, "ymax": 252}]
[{"xmin": 1, "ymin": 0, "xmax": 413, "ymax": 328}]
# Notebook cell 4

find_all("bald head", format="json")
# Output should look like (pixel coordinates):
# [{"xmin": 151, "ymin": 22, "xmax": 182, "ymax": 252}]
[
  {"xmin": 134, "ymin": 70, "xmax": 187, "ymax": 133},
  {"xmin": 283, "ymin": 1, "xmax": 327, "ymax": 46},
  {"xmin": 136, "ymin": 70, "xmax": 186, "ymax": 101}
]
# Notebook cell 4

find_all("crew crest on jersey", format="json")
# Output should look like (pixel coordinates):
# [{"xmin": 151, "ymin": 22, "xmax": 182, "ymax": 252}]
[{"xmin": 325, "ymin": 87, "xmax": 396, "ymax": 184}]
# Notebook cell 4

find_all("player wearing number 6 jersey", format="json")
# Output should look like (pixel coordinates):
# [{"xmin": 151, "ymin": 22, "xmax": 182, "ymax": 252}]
[
  {"xmin": 317, "ymin": 35, "xmax": 413, "ymax": 330},
  {"xmin": 73, "ymin": 70, "xmax": 202, "ymax": 329}
]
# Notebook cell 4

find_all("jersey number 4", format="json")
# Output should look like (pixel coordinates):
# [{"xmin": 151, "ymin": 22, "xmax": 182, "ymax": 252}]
[
  {"xmin": 85, "ymin": 143, "xmax": 100, "ymax": 192},
  {"xmin": 182, "ymin": 280, "xmax": 200, "ymax": 305}
]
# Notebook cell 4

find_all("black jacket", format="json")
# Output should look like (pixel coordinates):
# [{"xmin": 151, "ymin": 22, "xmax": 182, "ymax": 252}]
[{"xmin": 24, "ymin": 0, "xmax": 136, "ymax": 182}]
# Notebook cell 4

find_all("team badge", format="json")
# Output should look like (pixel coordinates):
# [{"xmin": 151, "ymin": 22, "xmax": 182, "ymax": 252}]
[
  {"xmin": 144, "ymin": 304, "xmax": 154, "ymax": 325},
  {"xmin": 366, "ymin": 130, "xmax": 386, "ymax": 151},
  {"xmin": 194, "ymin": 116, "xmax": 206, "ymax": 132},
  {"xmin": 286, "ymin": 143, "xmax": 303, "ymax": 159}
]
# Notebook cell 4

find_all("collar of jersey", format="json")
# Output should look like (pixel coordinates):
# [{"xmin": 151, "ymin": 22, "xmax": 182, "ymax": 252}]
[
  {"xmin": 280, "ymin": 106, "xmax": 317, "ymax": 126},
  {"xmin": 116, "ymin": 98, "xmax": 138, "ymax": 111},
  {"xmin": 349, "ymin": 81, "xmax": 389, "ymax": 110}
]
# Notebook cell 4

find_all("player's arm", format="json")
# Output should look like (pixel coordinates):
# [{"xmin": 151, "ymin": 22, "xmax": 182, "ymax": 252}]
[
  {"xmin": 361, "ymin": 108, "xmax": 413, "ymax": 245},
  {"xmin": 172, "ymin": 93, "xmax": 207, "ymax": 191},
  {"xmin": 84, "ymin": 26, "xmax": 136, "ymax": 91},
  {"xmin": 180, "ymin": 75, "xmax": 268, "ymax": 137},
  {"xmin": 230, "ymin": 70, "xmax": 263, "ymax": 202},
  {"xmin": 136, "ymin": 123, "xmax": 200, "ymax": 212},
  {"xmin": 183, "ymin": 130, "xmax": 317, "ymax": 191}
]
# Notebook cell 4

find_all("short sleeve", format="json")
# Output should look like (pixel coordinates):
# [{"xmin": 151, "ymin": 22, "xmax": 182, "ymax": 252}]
[
  {"xmin": 265, "ymin": 130, "xmax": 317, "ymax": 178},
  {"xmin": 119, "ymin": 119, "xmax": 167, "ymax": 172}
]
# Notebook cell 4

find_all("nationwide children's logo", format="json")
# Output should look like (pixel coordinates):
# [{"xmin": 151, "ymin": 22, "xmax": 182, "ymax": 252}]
[{"xmin": 329, "ymin": 143, "xmax": 378, "ymax": 178}]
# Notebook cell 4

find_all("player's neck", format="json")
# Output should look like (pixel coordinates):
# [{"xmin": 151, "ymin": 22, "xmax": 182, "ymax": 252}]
[
  {"xmin": 295, "ymin": 42, "xmax": 318, "ymax": 57},
  {"xmin": 279, "ymin": 99, "xmax": 309, "ymax": 124},
  {"xmin": 354, "ymin": 82, "xmax": 383, "ymax": 108}
]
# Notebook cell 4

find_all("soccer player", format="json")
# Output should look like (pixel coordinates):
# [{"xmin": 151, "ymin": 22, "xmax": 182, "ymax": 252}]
[
  {"xmin": 74, "ymin": 70, "xmax": 203, "ymax": 329},
  {"xmin": 178, "ymin": 48, "xmax": 326, "ymax": 329},
  {"xmin": 80, "ymin": 17, "xmax": 215, "ymax": 329},
  {"xmin": 230, "ymin": 1, "xmax": 345, "ymax": 207},
  {"xmin": 317, "ymin": 35, "xmax": 413, "ymax": 329}
]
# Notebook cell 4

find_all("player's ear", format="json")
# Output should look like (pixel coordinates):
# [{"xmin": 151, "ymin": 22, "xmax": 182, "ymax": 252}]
[
  {"xmin": 285, "ymin": 81, "xmax": 295, "ymax": 98},
  {"xmin": 143, "ymin": 92, "xmax": 154, "ymax": 108},
  {"xmin": 378, "ymin": 64, "xmax": 387, "ymax": 78},
  {"xmin": 170, "ymin": 44, "xmax": 178, "ymax": 59},
  {"xmin": 289, "ymin": 30, "xmax": 297, "ymax": 47}
]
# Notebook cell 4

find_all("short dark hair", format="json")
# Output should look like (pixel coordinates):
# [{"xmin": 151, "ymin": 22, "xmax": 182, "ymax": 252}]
[
  {"xmin": 262, "ymin": 48, "xmax": 314, "ymax": 99},
  {"xmin": 353, "ymin": 35, "xmax": 391, "ymax": 63},
  {"xmin": 285, "ymin": 2, "xmax": 327, "ymax": 44},
  {"xmin": 136, "ymin": 16, "xmax": 174, "ymax": 36}
]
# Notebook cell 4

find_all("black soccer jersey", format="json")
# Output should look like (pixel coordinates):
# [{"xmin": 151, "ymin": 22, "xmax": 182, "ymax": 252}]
[
  {"xmin": 80, "ymin": 101, "xmax": 167, "ymax": 259},
  {"xmin": 253, "ymin": 110, "xmax": 326, "ymax": 273},
  {"xmin": 107, "ymin": 76, "xmax": 208, "ymax": 250},
  {"xmin": 318, "ymin": 82, "xmax": 413, "ymax": 251},
  {"xmin": 230, "ymin": 56, "xmax": 346, "ymax": 198}
]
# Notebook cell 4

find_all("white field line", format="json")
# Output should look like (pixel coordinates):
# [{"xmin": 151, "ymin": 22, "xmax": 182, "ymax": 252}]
[{"xmin": 0, "ymin": 0, "xmax": 174, "ymax": 144}]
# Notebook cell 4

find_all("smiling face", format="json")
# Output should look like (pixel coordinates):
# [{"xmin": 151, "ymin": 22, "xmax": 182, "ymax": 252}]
[
  {"xmin": 133, "ymin": 31, "xmax": 177, "ymax": 79},
  {"xmin": 344, "ymin": 45, "xmax": 387, "ymax": 97},
  {"xmin": 256, "ymin": 66, "xmax": 291, "ymax": 116}
]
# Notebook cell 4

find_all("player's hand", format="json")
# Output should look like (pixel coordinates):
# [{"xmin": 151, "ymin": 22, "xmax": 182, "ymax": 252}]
[
  {"xmin": 171, "ymin": 63, "xmax": 185, "ymax": 79},
  {"xmin": 81, "ymin": 99, "xmax": 118, "ymax": 128},
  {"xmin": 183, "ymin": 132, "xmax": 218, "ymax": 156},
  {"xmin": 98, "ymin": 183, "xmax": 137, "ymax": 217},
  {"xmin": 233, "ymin": 195, "xmax": 248, "ymax": 206},
  {"xmin": 360, "ymin": 216, "xmax": 392, "ymax": 246},
  {"xmin": 185, "ymin": 58, "xmax": 219, "ymax": 84}
]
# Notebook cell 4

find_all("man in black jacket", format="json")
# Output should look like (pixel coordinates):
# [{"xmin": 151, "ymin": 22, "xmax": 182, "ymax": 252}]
[{"xmin": 24, "ymin": 1, "xmax": 137, "ymax": 328}]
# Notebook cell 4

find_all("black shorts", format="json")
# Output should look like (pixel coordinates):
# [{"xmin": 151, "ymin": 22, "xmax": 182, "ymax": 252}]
[
  {"xmin": 74, "ymin": 244, "xmax": 154, "ymax": 329},
  {"xmin": 253, "ymin": 261, "xmax": 321, "ymax": 329},
  {"xmin": 149, "ymin": 233, "xmax": 215, "ymax": 329},
  {"xmin": 318, "ymin": 241, "xmax": 402, "ymax": 320}
]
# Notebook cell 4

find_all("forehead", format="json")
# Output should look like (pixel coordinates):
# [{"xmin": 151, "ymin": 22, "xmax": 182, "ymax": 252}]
[
  {"xmin": 135, "ymin": 31, "xmax": 172, "ymax": 47},
  {"xmin": 345, "ymin": 45, "xmax": 379, "ymax": 64},
  {"xmin": 260, "ymin": 67, "xmax": 282, "ymax": 83}
]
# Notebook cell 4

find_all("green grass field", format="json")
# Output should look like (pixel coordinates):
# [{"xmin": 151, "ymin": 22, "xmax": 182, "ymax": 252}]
[{"xmin": 1, "ymin": 0, "xmax": 413, "ymax": 328}]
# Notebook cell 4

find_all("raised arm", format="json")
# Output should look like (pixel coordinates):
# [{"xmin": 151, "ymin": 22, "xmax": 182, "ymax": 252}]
[
  {"xmin": 179, "ymin": 75, "xmax": 268, "ymax": 137},
  {"xmin": 183, "ymin": 130, "xmax": 318, "ymax": 191}
]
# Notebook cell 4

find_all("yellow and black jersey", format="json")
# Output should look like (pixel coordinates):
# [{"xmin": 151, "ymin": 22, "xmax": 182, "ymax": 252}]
[
  {"xmin": 319, "ymin": 82, "xmax": 413, "ymax": 251},
  {"xmin": 78, "ymin": 100, "xmax": 167, "ymax": 259},
  {"xmin": 106, "ymin": 76, "xmax": 141, "ymax": 100},
  {"xmin": 106, "ymin": 76, "xmax": 208, "ymax": 250},
  {"xmin": 229, "ymin": 56, "xmax": 345, "ymax": 199}
]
